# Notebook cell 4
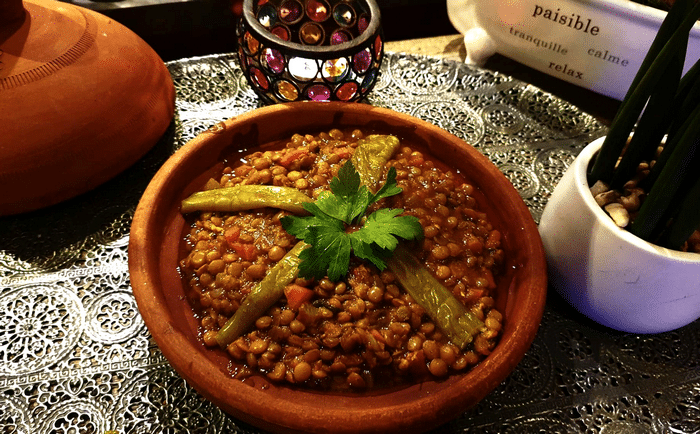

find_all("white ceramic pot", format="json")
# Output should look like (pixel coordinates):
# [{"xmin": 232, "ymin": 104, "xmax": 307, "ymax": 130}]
[{"xmin": 539, "ymin": 136, "xmax": 700, "ymax": 334}]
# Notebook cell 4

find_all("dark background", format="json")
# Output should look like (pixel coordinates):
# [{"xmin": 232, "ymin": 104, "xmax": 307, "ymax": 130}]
[
  {"xmin": 59, "ymin": 0, "xmax": 456, "ymax": 61},
  {"xmin": 56, "ymin": 0, "xmax": 622, "ymax": 123}
]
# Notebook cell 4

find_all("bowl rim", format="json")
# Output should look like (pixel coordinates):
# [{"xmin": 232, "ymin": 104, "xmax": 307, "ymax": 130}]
[{"xmin": 128, "ymin": 101, "xmax": 547, "ymax": 434}]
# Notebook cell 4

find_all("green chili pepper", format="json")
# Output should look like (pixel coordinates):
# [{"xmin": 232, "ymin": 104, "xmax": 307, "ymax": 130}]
[
  {"xmin": 212, "ymin": 135, "xmax": 480, "ymax": 350},
  {"xmin": 181, "ymin": 185, "xmax": 313, "ymax": 214},
  {"xmin": 215, "ymin": 241, "xmax": 309, "ymax": 348},
  {"xmin": 387, "ymin": 245, "xmax": 485, "ymax": 349},
  {"xmin": 351, "ymin": 135, "xmax": 400, "ymax": 193},
  {"xmin": 210, "ymin": 138, "xmax": 399, "ymax": 347}
]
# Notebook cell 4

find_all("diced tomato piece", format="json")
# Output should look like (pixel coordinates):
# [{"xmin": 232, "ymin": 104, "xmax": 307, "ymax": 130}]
[
  {"xmin": 279, "ymin": 148, "xmax": 309, "ymax": 168},
  {"xmin": 203, "ymin": 178, "xmax": 221, "ymax": 190},
  {"xmin": 370, "ymin": 328, "xmax": 386, "ymax": 344},
  {"xmin": 463, "ymin": 288, "xmax": 485, "ymax": 305},
  {"xmin": 234, "ymin": 165, "xmax": 253, "ymax": 177},
  {"xmin": 284, "ymin": 284, "xmax": 314, "ymax": 310},
  {"xmin": 230, "ymin": 242, "xmax": 257, "ymax": 261},
  {"xmin": 224, "ymin": 226, "xmax": 241, "ymax": 246},
  {"xmin": 485, "ymin": 230, "xmax": 501, "ymax": 249},
  {"xmin": 482, "ymin": 269, "xmax": 496, "ymax": 288},
  {"xmin": 332, "ymin": 147, "xmax": 353, "ymax": 159},
  {"xmin": 465, "ymin": 236, "xmax": 483, "ymax": 254},
  {"xmin": 408, "ymin": 155, "xmax": 424, "ymax": 166},
  {"xmin": 462, "ymin": 208, "xmax": 486, "ymax": 221}
]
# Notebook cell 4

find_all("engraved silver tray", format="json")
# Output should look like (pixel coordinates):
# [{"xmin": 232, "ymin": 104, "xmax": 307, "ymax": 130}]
[{"xmin": 2, "ymin": 52, "xmax": 700, "ymax": 433}]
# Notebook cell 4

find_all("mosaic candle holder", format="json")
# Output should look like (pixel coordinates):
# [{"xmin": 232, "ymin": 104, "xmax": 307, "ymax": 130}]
[{"xmin": 237, "ymin": 0, "xmax": 383, "ymax": 104}]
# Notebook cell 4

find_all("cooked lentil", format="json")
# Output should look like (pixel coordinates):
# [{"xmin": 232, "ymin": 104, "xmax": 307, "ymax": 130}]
[{"xmin": 180, "ymin": 129, "xmax": 505, "ymax": 391}]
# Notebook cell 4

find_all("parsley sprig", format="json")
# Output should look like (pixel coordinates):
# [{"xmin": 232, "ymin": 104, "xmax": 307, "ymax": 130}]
[{"xmin": 281, "ymin": 161, "xmax": 423, "ymax": 281}]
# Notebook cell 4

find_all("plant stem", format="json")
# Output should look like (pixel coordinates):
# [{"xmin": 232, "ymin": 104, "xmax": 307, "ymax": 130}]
[
  {"xmin": 609, "ymin": 50, "xmax": 685, "ymax": 190},
  {"xmin": 629, "ymin": 105, "xmax": 700, "ymax": 241},
  {"xmin": 642, "ymin": 102, "xmax": 700, "ymax": 190},
  {"xmin": 658, "ymin": 173, "xmax": 700, "ymax": 250},
  {"xmin": 588, "ymin": 0, "xmax": 700, "ymax": 184},
  {"xmin": 669, "ymin": 56, "xmax": 700, "ymax": 139}
]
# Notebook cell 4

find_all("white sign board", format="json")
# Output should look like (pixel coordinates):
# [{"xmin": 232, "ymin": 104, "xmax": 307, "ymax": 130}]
[{"xmin": 448, "ymin": 0, "xmax": 700, "ymax": 100}]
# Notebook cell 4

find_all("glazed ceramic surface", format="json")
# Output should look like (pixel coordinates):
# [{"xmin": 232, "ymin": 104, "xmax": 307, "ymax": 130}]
[
  {"xmin": 539, "ymin": 136, "xmax": 700, "ymax": 334},
  {"xmin": 0, "ymin": 0, "xmax": 175, "ymax": 215},
  {"xmin": 128, "ymin": 102, "xmax": 547, "ymax": 434}
]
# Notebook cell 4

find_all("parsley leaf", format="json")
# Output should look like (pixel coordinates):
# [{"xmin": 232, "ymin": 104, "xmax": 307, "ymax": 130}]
[
  {"xmin": 315, "ymin": 162, "xmax": 372, "ymax": 224},
  {"xmin": 298, "ymin": 225, "xmax": 351, "ymax": 282},
  {"xmin": 280, "ymin": 202, "xmax": 332, "ymax": 240},
  {"xmin": 370, "ymin": 166, "xmax": 402, "ymax": 203},
  {"xmin": 280, "ymin": 160, "xmax": 423, "ymax": 281},
  {"xmin": 351, "ymin": 208, "xmax": 424, "ymax": 251},
  {"xmin": 329, "ymin": 159, "xmax": 362, "ymax": 198}
]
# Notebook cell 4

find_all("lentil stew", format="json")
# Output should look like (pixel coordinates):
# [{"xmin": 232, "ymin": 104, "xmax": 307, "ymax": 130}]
[
  {"xmin": 129, "ymin": 102, "xmax": 547, "ymax": 434},
  {"xmin": 179, "ymin": 128, "xmax": 505, "ymax": 391}
]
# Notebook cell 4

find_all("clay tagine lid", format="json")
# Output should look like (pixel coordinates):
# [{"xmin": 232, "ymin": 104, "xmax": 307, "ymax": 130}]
[{"xmin": 0, "ymin": 0, "xmax": 175, "ymax": 216}]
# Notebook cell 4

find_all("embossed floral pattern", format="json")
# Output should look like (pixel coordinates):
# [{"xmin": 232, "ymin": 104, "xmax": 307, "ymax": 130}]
[
  {"xmin": 2, "ymin": 52, "xmax": 699, "ymax": 433},
  {"xmin": 0, "ymin": 285, "xmax": 83, "ymax": 376}
]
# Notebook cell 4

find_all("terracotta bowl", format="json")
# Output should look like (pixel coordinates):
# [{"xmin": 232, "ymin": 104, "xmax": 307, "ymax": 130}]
[{"xmin": 128, "ymin": 102, "xmax": 547, "ymax": 434}]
